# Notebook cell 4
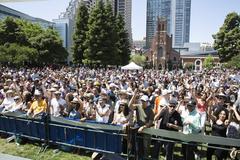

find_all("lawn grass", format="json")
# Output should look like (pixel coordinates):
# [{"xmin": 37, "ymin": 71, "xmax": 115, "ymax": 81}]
[{"xmin": 0, "ymin": 136, "xmax": 91, "ymax": 160}]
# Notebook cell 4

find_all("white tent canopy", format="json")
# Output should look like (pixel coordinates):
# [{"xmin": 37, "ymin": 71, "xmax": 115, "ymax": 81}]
[{"xmin": 121, "ymin": 62, "xmax": 143, "ymax": 70}]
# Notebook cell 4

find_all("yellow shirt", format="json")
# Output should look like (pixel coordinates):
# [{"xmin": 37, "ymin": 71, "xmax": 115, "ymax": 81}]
[{"xmin": 30, "ymin": 99, "xmax": 47, "ymax": 115}]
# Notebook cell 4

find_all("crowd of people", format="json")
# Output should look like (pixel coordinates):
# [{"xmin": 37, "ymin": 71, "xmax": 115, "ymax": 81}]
[{"xmin": 0, "ymin": 66, "xmax": 240, "ymax": 160}]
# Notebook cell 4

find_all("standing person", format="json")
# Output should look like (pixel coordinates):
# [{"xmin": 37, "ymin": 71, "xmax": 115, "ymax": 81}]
[
  {"xmin": 95, "ymin": 97, "xmax": 111, "ymax": 124},
  {"xmin": 114, "ymin": 89, "xmax": 128, "ymax": 114},
  {"xmin": 195, "ymin": 92, "xmax": 212, "ymax": 133},
  {"xmin": 0, "ymin": 90, "xmax": 15, "ymax": 112},
  {"xmin": 112, "ymin": 100, "xmax": 133, "ymax": 127},
  {"xmin": 152, "ymin": 99, "xmax": 183, "ymax": 160},
  {"xmin": 50, "ymin": 91, "xmax": 67, "ymax": 117},
  {"xmin": 182, "ymin": 100, "xmax": 201, "ymax": 160},
  {"xmin": 27, "ymin": 90, "xmax": 47, "ymax": 118},
  {"xmin": 68, "ymin": 98, "xmax": 81, "ymax": 120},
  {"xmin": 207, "ymin": 108, "xmax": 229, "ymax": 160},
  {"xmin": 129, "ymin": 89, "xmax": 154, "ymax": 160}
]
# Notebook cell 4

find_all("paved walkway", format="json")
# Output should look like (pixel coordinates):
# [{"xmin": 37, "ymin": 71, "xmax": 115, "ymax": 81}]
[{"xmin": 0, "ymin": 153, "xmax": 30, "ymax": 160}]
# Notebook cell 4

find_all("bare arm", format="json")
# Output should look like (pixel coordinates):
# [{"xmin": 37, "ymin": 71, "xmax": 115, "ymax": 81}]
[
  {"xmin": 128, "ymin": 89, "xmax": 138, "ymax": 110},
  {"xmin": 232, "ymin": 107, "xmax": 240, "ymax": 122}
]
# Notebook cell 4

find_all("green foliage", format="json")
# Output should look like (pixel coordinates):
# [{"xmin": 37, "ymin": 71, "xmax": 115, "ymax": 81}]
[
  {"xmin": 72, "ymin": 2, "xmax": 89, "ymax": 64},
  {"xmin": 0, "ymin": 43, "xmax": 37, "ymax": 66},
  {"xmin": 84, "ymin": 0, "xmax": 120, "ymax": 65},
  {"xmin": 203, "ymin": 55, "xmax": 214, "ymax": 69},
  {"xmin": 0, "ymin": 17, "xmax": 68, "ymax": 66},
  {"xmin": 225, "ymin": 54, "xmax": 240, "ymax": 68},
  {"xmin": 84, "ymin": 0, "xmax": 106, "ymax": 64},
  {"xmin": 213, "ymin": 12, "xmax": 240, "ymax": 62},
  {"xmin": 115, "ymin": 14, "xmax": 131, "ymax": 65},
  {"xmin": 82, "ymin": 0, "xmax": 130, "ymax": 66},
  {"xmin": 130, "ymin": 54, "xmax": 146, "ymax": 66}
]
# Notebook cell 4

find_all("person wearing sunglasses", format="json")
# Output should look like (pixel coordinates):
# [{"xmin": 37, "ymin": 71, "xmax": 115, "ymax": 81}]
[{"xmin": 152, "ymin": 99, "xmax": 182, "ymax": 160}]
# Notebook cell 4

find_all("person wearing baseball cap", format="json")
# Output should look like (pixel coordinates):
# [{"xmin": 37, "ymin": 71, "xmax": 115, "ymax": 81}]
[
  {"xmin": 182, "ymin": 99, "xmax": 201, "ymax": 160},
  {"xmin": 152, "ymin": 99, "xmax": 182, "ymax": 160},
  {"xmin": 129, "ymin": 89, "xmax": 154, "ymax": 159}
]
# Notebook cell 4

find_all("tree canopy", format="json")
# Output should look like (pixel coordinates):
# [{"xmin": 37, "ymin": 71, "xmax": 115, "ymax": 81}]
[
  {"xmin": 130, "ymin": 54, "xmax": 146, "ymax": 66},
  {"xmin": 72, "ymin": 2, "xmax": 89, "ymax": 64},
  {"xmin": 213, "ymin": 12, "xmax": 240, "ymax": 62},
  {"xmin": 73, "ymin": 0, "xmax": 131, "ymax": 66},
  {"xmin": 203, "ymin": 55, "xmax": 214, "ymax": 69},
  {"xmin": 0, "ymin": 17, "xmax": 68, "ymax": 66}
]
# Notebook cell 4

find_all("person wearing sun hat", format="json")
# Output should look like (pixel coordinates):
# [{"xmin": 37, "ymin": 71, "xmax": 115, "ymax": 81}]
[{"xmin": 114, "ymin": 89, "xmax": 128, "ymax": 113}]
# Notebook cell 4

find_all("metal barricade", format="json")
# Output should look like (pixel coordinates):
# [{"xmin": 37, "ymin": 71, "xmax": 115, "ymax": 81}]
[
  {"xmin": 48, "ymin": 116, "xmax": 125, "ymax": 154},
  {"xmin": 0, "ymin": 112, "xmax": 46, "ymax": 141},
  {"xmin": 1, "ymin": 112, "xmax": 240, "ymax": 159}
]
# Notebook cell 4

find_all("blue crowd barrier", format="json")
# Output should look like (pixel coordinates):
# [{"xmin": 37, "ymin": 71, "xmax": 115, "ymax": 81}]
[
  {"xmin": 0, "ymin": 112, "xmax": 46, "ymax": 141},
  {"xmin": 0, "ymin": 112, "xmax": 124, "ymax": 154},
  {"xmin": 49, "ymin": 117, "xmax": 123, "ymax": 154}
]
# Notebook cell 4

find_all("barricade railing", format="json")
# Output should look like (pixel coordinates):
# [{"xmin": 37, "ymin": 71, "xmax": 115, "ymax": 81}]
[
  {"xmin": 0, "ymin": 112, "xmax": 126, "ymax": 157},
  {"xmin": 0, "ymin": 112, "xmax": 240, "ymax": 159}
]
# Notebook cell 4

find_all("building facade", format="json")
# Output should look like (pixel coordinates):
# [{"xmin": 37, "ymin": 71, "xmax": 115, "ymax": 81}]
[
  {"xmin": 181, "ymin": 51, "xmax": 220, "ymax": 71},
  {"xmin": 148, "ymin": 18, "xmax": 180, "ymax": 70},
  {"xmin": 0, "ymin": 4, "xmax": 53, "ymax": 28},
  {"xmin": 114, "ymin": 0, "xmax": 132, "ymax": 44},
  {"xmin": 146, "ymin": 0, "xmax": 191, "ymax": 48}
]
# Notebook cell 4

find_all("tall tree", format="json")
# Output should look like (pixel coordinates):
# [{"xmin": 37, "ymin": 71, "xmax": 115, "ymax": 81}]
[
  {"xmin": 115, "ymin": 14, "xmax": 131, "ymax": 65},
  {"xmin": 213, "ymin": 12, "xmax": 240, "ymax": 62},
  {"xmin": 84, "ymin": 0, "xmax": 106, "ymax": 64},
  {"xmin": 85, "ymin": 0, "xmax": 118, "ymax": 65},
  {"xmin": 102, "ymin": 1, "xmax": 118, "ymax": 65},
  {"xmin": 72, "ymin": 2, "xmax": 89, "ymax": 64}
]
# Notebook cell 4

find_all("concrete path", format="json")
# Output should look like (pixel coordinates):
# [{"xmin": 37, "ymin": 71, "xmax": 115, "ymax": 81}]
[{"xmin": 0, "ymin": 153, "xmax": 30, "ymax": 160}]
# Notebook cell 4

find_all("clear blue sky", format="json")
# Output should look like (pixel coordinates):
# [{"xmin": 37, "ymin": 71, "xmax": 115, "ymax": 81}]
[{"xmin": 1, "ymin": 0, "xmax": 240, "ymax": 43}]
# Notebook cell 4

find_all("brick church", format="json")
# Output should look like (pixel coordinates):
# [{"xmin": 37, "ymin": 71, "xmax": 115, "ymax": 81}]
[{"xmin": 147, "ymin": 18, "xmax": 180, "ymax": 70}]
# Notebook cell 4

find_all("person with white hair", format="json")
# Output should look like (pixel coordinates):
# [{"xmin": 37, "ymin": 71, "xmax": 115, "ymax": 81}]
[
  {"xmin": 50, "ymin": 91, "xmax": 67, "ymax": 117},
  {"xmin": 0, "ymin": 90, "xmax": 15, "ymax": 112},
  {"xmin": 2, "ymin": 96, "xmax": 23, "ymax": 113}
]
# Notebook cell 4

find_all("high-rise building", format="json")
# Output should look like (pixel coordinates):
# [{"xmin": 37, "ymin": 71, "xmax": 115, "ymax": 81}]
[
  {"xmin": 115, "ymin": 0, "xmax": 132, "ymax": 44},
  {"xmin": 146, "ymin": 0, "xmax": 191, "ymax": 48}
]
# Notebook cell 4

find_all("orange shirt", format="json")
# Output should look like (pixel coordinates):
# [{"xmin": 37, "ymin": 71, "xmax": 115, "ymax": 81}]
[{"xmin": 154, "ymin": 96, "xmax": 162, "ymax": 114}]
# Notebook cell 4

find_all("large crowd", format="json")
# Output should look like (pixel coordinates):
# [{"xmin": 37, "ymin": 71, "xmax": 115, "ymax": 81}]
[{"xmin": 0, "ymin": 66, "xmax": 240, "ymax": 160}]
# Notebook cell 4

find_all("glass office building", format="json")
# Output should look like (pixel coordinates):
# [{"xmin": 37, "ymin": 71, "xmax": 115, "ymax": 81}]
[{"xmin": 146, "ymin": 0, "xmax": 191, "ymax": 48}]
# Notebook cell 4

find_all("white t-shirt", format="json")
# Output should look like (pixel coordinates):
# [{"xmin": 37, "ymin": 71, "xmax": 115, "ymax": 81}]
[
  {"xmin": 50, "ymin": 98, "xmax": 67, "ymax": 117},
  {"xmin": 96, "ymin": 104, "xmax": 110, "ymax": 123},
  {"xmin": 0, "ymin": 97, "xmax": 15, "ymax": 109},
  {"xmin": 9, "ymin": 102, "xmax": 23, "ymax": 112}
]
